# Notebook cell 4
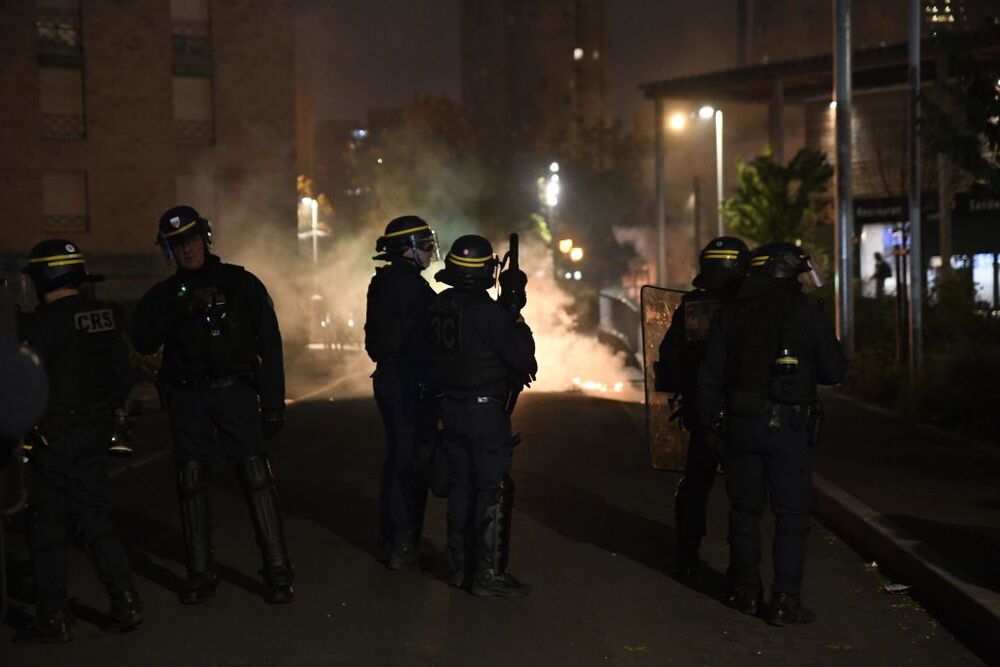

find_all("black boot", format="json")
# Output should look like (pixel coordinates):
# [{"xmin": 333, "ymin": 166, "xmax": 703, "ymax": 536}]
[
  {"xmin": 387, "ymin": 529, "xmax": 421, "ymax": 571},
  {"xmin": 103, "ymin": 589, "xmax": 144, "ymax": 632},
  {"xmin": 725, "ymin": 584, "xmax": 764, "ymax": 617},
  {"xmin": 176, "ymin": 461, "xmax": 218, "ymax": 605},
  {"xmin": 16, "ymin": 608, "xmax": 74, "ymax": 644},
  {"xmin": 238, "ymin": 455, "xmax": 294, "ymax": 604},
  {"xmin": 470, "ymin": 476, "xmax": 530, "ymax": 598},
  {"xmin": 446, "ymin": 527, "xmax": 474, "ymax": 588},
  {"xmin": 766, "ymin": 592, "xmax": 815, "ymax": 626}
]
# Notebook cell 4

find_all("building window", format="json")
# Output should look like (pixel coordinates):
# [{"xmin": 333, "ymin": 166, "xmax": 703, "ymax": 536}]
[
  {"xmin": 171, "ymin": 0, "xmax": 212, "ymax": 76},
  {"xmin": 173, "ymin": 76, "xmax": 214, "ymax": 144},
  {"xmin": 36, "ymin": 0, "xmax": 81, "ymax": 58},
  {"xmin": 39, "ymin": 66, "xmax": 85, "ymax": 139},
  {"xmin": 42, "ymin": 171, "xmax": 89, "ymax": 232}
]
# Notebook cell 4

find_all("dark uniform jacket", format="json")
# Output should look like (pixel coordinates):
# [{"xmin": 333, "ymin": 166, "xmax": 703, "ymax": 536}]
[
  {"xmin": 658, "ymin": 288, "xmax": 735, "ymax": 425},
  {"xmin": 21, "ymin": 293, "xmax": 131, "ymax": 432},
  {"xmin": 428, "ymin": 288, "xmax": 537, "ymax": 397},
  {"xmin": 697, "ymin": 276, "xmax": 847, "ymax": 429},
  {"xmin": 131, "ymin": 254, "xmax": 285, "ymax": 411},
  {"xmin": 364, "ymin": 262, "xmax": 435, "ymax": 380}
]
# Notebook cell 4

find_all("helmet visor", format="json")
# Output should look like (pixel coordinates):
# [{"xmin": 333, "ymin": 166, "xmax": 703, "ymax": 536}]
[{"xmin": 799, "ymin": 257, "xmax": 824, "ymax": 290}]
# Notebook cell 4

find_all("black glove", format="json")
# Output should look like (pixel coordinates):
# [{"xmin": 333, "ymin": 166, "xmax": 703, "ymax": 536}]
[
  {"xmin": 261, "ymin": 407, "xmax": 284, "ymax": 440},
  {"xmin": 498, "ymin": 269, "xmax": 528, "ymax": 315}
]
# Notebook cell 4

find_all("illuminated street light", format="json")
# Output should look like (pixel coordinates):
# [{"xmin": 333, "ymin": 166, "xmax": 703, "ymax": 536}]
[
  {"xmin": 698, "ymin": 105, "xmax": 715, "ymax": 120},
  {"xmin": 668, "ymin": 112, "xmax": 687, "ymax": 132},
  {"xmin": 549, "ymin": 161, "xmax": 560, "ymax": 173},
  {"xmin": 573, "ymin": 270, "xmax": 582, "ymax": 281},
  {"xmin": 569, "ymin": 247, "xmax": 584, "ymax": 262},
  {"xmin": 545, "ymin": 176, "xmax": 561, "ymax": 207},
  {"xmin": 829, "ymin": 100, "xmax": 837, "ymax": 110},
  {"xmin": 558, "ymin": 238, "xmax": 574, "ymax": 254}
]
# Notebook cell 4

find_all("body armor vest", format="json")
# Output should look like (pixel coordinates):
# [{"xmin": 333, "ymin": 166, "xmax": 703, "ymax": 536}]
[
  {"xmin": 37, "ymin": 297, "xmax": 119, "ymax": 416},
  {"xmin": 728, "ymin": 290, "xmax": 817, "ymax": 406},
  {"xmin": 164, "ymin": 264, "xmax": 258, "ymax": 377},
  {"xmin": 428, "ymin": 290, "xmax": 508, "ymax": 392}
]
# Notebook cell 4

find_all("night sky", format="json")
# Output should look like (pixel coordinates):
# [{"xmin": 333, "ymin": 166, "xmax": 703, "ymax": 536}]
[{"xmin": 296, "ymin": 0, "xmax": 738, "ymax": 128}]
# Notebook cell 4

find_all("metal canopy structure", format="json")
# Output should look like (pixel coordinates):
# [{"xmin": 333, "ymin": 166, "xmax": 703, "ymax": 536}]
[{"xmin": 639, "ymin": 36, "xmax": 1000, "ymax": 104}]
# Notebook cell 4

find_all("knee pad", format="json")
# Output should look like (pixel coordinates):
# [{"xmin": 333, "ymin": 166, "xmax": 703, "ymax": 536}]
[
  {"xmin": 177, "ymin": 460, "xmax": 210, "ymax": 499},
  {"xmin": 237, "ymin": 455, "xmax": 273, "ymax": 491}
]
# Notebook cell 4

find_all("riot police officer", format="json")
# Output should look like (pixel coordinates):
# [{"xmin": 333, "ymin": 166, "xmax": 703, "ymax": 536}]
[
  {"xmin": 657, "ymin": 237, "xmax": 748, "ymax": 580},
  {"xmin": 131, "ymin": 206, "xmax": 293, "ymax": 605},
  {"xmin": 429, "ymin": 235, "xmax": 536, "ymax": 598},
  {"xmin": 698, "ymin": 242, "xmax": 846, "ymax": 625},
  {"xmin": 17, "ymin": 240, "xmax": 142, "ymax": 642},
  {"xmin": 364, "ymin": 215, "xmax": 439, "ymax": 569}
]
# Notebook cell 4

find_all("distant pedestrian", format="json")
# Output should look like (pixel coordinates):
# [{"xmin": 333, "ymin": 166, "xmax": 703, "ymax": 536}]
[
  {"xmin": 17, "ymin": 240, "xmax": 142, "ymax": 643},
  {"xmin": 699, "ymin": 242, "xmax": 847, "ymax": 626},
  {"xmin": 365, "ymin": 215, "xmax": 440, "ymax": 570},
  {"xmin": 872, "ymin": 252, "xmax": 891, "ymax": 298}
]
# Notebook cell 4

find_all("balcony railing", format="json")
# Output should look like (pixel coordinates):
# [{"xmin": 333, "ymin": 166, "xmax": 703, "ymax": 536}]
[
  {"xmin": 175, "ymin": 119, "xmax": 214, "ymax": 145},
  {"xmin": 41, "ymin": 113, "xmax": 85, "ymax": 139},
  {"xmin": 43, "ymin": 214, "xmax": 88, "ymax": 232},
  {"xmin": 36, "ymin": 8, "xmax": 81, "ymax": 55}
]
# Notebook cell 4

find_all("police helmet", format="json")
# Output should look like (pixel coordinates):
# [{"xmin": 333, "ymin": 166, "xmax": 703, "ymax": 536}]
[
  {"xmin": 156, "ymin": 205, "xmax": 213, "ymax": 265},
  {"xmin": 748, "ymin": 242, "xmax": 812, "ymax": 278},
  {"xmin": 374, "ymin": 215, "xmax": 439, "ymax": 269},
  {"xmin": 21, "ymin": 239, "xmax": 104, "ymax": 296},
  {"xmin": 692, "ymin": 236, "xmax": 749, "ymax": 290},
  {"xmin": 434, "ymin": 235, "xmax": 498, "ymax": 289}
]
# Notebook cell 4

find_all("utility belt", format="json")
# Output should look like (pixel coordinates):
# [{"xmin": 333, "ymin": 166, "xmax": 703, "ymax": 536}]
[
  {"xmin": 442, "ymin": 393, "xmax": 506, "ymax": 407},
  {"xmin": 728, "ymin": 390, "xmax": 824, "ymax": 446},
  {"xmin": 169, "ymin": 372, "xmax": 256, "ymax": 391}
]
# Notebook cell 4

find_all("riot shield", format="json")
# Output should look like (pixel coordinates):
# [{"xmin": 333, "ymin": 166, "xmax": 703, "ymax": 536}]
[{"xmin": 640, "ymin": 285, "xmax": 686, "ymax": 471}]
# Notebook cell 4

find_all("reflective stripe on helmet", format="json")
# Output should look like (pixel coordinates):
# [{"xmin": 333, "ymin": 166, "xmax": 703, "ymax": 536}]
[
  {"xmin": 384, "ymin": 224, "xmax": 430, "ymax": 238},
  {"xmin": 45, "ymin": 259, "xmax": 86, "ymax": 267},
  {"xmin": 447, "ymin": 252, "xmax": 492, "ymax": 267},
  {"xmin": 702, "ymin": 251, "xmax": 741, "ymax": 259},
  {"xmin": 162, "ymin": 219, "xmax": 199, "ymax": 238},
  {"xmin": 28, "ymin": 253, "xmax": 83, "ymax": 264}
]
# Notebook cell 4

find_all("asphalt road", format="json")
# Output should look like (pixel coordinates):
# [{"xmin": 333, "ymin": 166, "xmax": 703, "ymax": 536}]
[{"xmin": 1, "ymin": 390, "xmax": 980, "ymax": 665}]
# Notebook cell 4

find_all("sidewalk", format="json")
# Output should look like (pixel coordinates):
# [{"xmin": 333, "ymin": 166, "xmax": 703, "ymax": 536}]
[{"xmin": 813, "ymin": 389, "xmax": 1000, "ymax": 661}]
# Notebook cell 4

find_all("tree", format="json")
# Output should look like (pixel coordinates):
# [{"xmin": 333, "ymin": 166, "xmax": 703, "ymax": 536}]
[
  {"xmin": 923, "ymin": 26, "xmax": 1000, "ymax": 200},
  {"xmin": 721, "ymin": 148, "xmax": 834, "ymax": 254}
]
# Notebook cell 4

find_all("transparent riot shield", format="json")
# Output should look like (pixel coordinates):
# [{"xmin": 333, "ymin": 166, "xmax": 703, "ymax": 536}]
[{"xmin": 640, "ymin": 285, "xmax": 686, "ymax": 471}]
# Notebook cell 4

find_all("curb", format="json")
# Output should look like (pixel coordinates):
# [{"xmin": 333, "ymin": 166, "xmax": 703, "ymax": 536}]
[{"xmin": 813, "ymin": 472, "xmax": 1000, "ymax": 663}]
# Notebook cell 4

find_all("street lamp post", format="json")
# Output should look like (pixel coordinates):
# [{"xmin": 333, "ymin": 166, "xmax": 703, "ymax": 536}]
[
  {"xmin": 301, "ymin": 196, "xmax": 320, "ymax": 266},
  {"xmin": 697, "ymin": 106, "xmax": 725, "ymax": 236},
  {"xmin": 714, "ymin": 109, "xmax": 724, "ymax": 236}
]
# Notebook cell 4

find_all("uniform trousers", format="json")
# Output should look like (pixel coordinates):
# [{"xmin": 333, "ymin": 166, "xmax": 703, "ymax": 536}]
[
  {"xmin": 372, "ymin": 367, "xmax": 434, "ymax": 548},
  {"xmin": 440, "ymin": 398, "xmax": 513, "ymax": 567},
  {"xmin": 724, "ymin": 410, "xmax": 812, "ymax": 595},
  {"xmin": 30, "ymin": 423, "xmax": 133, "ymax": 613}
]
